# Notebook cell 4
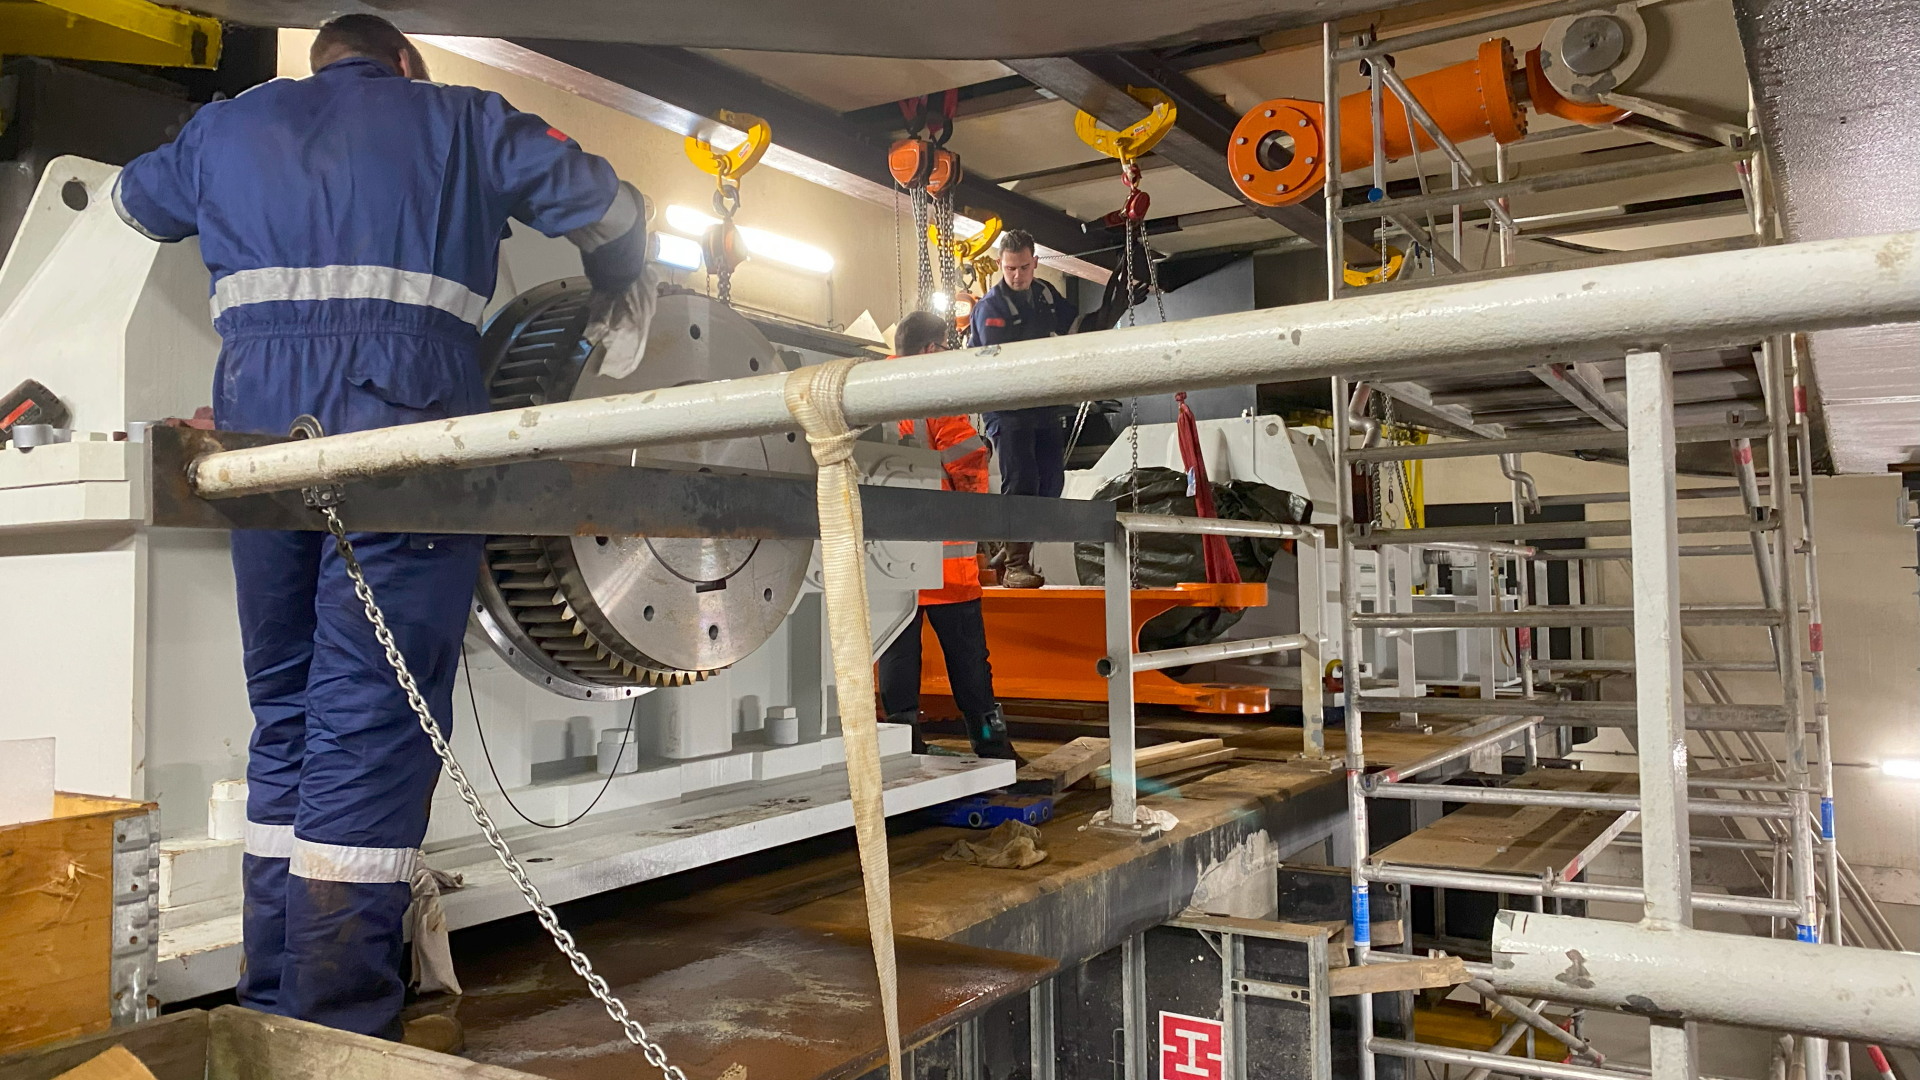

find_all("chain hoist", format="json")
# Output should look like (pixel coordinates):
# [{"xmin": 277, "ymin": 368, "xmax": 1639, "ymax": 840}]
[
  {"xmin": 1072, "ymin": 89, "xmax": 1176, "ymax": 587},
  {"xmin": 685, "ymin": 109, "xmax": 772, "ymax": 306},
  {"xmin": 889, "ymin": 90, "xmax": 962, "ymax": 320},
  {"xmin": 284, "ymin": 417, "xmax": 688, "ymax": 1080}
]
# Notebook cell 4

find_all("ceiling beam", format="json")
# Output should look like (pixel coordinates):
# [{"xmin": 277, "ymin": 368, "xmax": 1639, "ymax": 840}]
[
  {"xmin": 1005, "ymin": 52, "xmax": 1380, "ymax": 252},
  {"xmin": 476, "ymin": 38, "xmax": 1110, "ymax": 277}
]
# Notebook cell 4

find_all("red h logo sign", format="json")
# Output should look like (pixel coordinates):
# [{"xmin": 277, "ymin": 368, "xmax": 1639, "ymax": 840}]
[{"xmin": 1159, "ymin": 1011, "xmax": 1224, "ymax": 1080}]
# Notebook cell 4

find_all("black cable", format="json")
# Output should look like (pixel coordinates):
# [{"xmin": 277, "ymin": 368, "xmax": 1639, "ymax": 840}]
[{"xmin": 462, "ymin": 646, "xmax": 637, "ymax": 830}]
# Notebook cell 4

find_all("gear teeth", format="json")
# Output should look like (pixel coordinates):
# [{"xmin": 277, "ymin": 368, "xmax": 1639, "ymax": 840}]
[{"xmin": 474, "ymin": 282, "xmax": 715, "ymax": 695}]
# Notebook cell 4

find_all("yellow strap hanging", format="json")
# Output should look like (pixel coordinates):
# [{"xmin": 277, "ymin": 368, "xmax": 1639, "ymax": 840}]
[
  {"xmin": 684, "ymin": 109, "xmax": 772, "ymax": 180},
  {"xmin": 1073, "ymin": 88, "xmax": 1177, "ymax": 163}
]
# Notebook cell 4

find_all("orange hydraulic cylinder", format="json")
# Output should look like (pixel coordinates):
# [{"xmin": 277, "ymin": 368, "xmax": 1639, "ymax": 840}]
[
  {"xmin": 1229, "ymin": 38, "xmax": 1532, "ymax": 207},
  {"xmin": 1337, "ymin": 38, "xmax": 1528, "ymax": 170}
]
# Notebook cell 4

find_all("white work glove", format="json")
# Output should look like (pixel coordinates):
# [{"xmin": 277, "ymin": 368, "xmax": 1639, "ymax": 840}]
[{"xmin": 586, "ymin": 264, "xmax": 660, "ymax": 382}]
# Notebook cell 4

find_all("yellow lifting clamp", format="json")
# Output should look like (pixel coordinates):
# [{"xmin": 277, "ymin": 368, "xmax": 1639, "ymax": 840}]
[
  {"xmin": 1073, "ymin": 88, "xmax": 1177, "ymax": 164},
  {"xmin": 684, "ymin": 109, "xmax": 772, "ymax": 183},
  {"xmin": 1343, "ymin": 247, "xmax": 1406, "ymax": 287}
]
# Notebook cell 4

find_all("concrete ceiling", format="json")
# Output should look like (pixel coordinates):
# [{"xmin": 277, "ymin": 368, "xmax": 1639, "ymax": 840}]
[
  {"xmin": 1735, "ymin": 0, "xmax": 1920, "ymax": 473},
  {"xmin": 194, "ymin": 0, "xmax": 1421, "ymax": 58}
]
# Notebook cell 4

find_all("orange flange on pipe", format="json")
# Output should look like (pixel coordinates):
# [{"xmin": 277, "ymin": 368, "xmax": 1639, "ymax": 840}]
[
  {"xmin": 1229, "ymin": 38, "xmax": 1529, "ymax": 207},
  {"xmin": 1524, "ymin": 46, "xmax": 1629, "ymax": 125}
]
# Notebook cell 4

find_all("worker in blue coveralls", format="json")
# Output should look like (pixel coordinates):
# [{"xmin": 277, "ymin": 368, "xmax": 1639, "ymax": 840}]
[
  {"xmin": 967, "ymin": 228, "xmax": 1076, "ymax": 588},
  {"xmin": 112, "ymin": 16, "xmax": 654, "ymax": 1044}
]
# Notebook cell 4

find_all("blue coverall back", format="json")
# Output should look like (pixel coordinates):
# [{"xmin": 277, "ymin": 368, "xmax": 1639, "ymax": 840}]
[
  {"xmin": 114, "ymin": 56, "xmax": 622, "ymax": 1037},
  {"xmin": 968, "ymin": 277, "xmax": 1078, "ymax": 498}
]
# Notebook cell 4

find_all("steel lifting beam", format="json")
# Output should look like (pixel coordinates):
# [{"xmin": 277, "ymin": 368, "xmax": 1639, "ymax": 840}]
[
  {"xmin": 149, "ymin": 427, "xmax": 1115, "ymax": 543},
  {"xmin": 1002, "ymin": 54, "xmax": 1380, "ymax": 251},
  {"xmin": 0, "ymin": 0, "xmax": 222, "ymax": 68}
]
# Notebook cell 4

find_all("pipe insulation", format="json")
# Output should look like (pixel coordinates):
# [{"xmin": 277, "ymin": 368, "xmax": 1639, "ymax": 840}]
[
  {"xmin": 187, "ymin": 232, "xmax": 1920, "ymax": 500},
  {"xmin": 1490, "ymin": 911, "xmax": 1920, "ymax": 1046}
]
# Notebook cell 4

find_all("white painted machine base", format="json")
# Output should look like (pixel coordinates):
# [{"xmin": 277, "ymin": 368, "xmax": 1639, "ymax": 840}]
[{"xmin": 154, "ymin": 750, "xmax": 1015, "ymax": 1003}]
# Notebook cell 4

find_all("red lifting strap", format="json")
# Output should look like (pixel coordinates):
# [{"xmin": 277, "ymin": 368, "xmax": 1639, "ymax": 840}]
[{"xmin": 1175, "ymin": 392, "xmax": 1243, "ymax": 590}]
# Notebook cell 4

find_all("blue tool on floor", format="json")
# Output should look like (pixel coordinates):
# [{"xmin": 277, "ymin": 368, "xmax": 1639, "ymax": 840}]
[{"xmin": 934, "ymin": 793, "xmax": 1055, "ymax": 829}]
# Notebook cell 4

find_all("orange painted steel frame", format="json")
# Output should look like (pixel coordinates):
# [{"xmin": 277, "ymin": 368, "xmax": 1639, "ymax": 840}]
[
  {"xmin": 918, "ymin": 582, "xmax": 1273, "ymax": 714},
  {"xmin": 1229, "ymin": 38, "xmax": 1618, "ymax": 208}
]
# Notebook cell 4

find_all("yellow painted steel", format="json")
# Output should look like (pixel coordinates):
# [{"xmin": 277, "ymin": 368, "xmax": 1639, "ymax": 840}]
[
  {"xmin": 1343, "ymin": 247, "xmax": 1406, "ymax": 287},
  {"xmin": 0, "ymin": 0, "xmax": 222, "ymax": 68},
  {"xmin": 684, "ymin": 109, "xmax": 772, "ymax": 180},
  {"xmin": 1073, "ymin": 87, "xmax": 1176, "ymax": 163},
  {"xmin": 1414, "ymin": 1001, "xmax": 1574, "ymax": 1060}
]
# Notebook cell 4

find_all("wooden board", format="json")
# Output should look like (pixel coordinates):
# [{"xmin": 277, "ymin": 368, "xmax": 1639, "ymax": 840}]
[
  {"xmin": 1090, "ymin": 748, "xmax": 1238, "ymax": 788},
  {"xmin": 1085, "ymin": 739, "xmax": 1226, "ymax": 785},
  {"xmin": 0, "ymin": 1013, "xmax": 208, "ymax": 1080},
  {"xmin": 1370, "ymin": 769, "xmax": 1639, "ymax": 876},
  {"xmin": 1328, "ymin": 956, "xmax": 1469, "ymax": 997},
  {"xmin": 0, "ymin": 794, "xmax": 155, "ymax": 1055},
  {"xmin": 1011, "ymin": 737, "xmax": 1110, "ymax": 795}
]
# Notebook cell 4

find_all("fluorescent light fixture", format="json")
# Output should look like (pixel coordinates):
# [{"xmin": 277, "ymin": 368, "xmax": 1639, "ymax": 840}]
[
  {"xmin": 663, "ymin": 204, "xmax": 835, "ymax": 275},
  {"xmin": 929, "ymin": 291, "xmax": 950, "ymax": 313},
  {"xmin": 653, "ymin": 232, "xmax": 703, "ymax": 271},
  {"xmin": 953, "ymin": 215, "xmax": 987, "ymax": 239},
  {"xmin": 666, "ymin": 204, "xmax": 721, "ymax": 234},
  {"xmin": 1883, "ymin": 759, "xmax": 1920, "ymax": 780}
]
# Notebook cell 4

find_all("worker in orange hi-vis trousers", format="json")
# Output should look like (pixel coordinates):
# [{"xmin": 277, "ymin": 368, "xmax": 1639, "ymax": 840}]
[{"xmin": 874, "ymin": 310, "xmax": 1021, "ymax": 763}]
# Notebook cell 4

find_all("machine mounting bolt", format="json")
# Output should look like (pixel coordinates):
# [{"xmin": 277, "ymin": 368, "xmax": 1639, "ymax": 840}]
[{"xmin": 1264, "ymin": 109, "xmax": 1275, "ymax": 118}]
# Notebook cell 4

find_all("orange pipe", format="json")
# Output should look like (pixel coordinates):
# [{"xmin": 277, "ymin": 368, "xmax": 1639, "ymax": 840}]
[
  {"xmin": 1337, "ymin": 38, "xmax": 1528, "ymax": 170},
  {"xmin": 1229, "ymin": 37, "xmax": 1561, "ymax": 207}
]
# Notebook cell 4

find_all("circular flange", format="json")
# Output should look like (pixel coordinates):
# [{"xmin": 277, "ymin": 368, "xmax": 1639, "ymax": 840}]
[
  {"xmin": 471, "ymin": 283, "xmax": 814, "ymax": 696},
  {"xmin": 1227, "ymin": 100, "xmax": 1325, "ymax": 207},
  {"xmin": 1539, "ymin": 5, "xmax": 1648, "ymax": 102}
]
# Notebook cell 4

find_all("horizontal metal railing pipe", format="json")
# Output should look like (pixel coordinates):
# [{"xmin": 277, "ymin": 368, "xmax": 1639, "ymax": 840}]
[
  {"xmin": 1374, "ymin": 538, "xmax": 1536, "ymax": 556},
  {"xmin": 1537, "ymin": 484, "xmax": 1798, "ymax": 506},
  {"xmin": 1531, "ymin": 659, "xmax": 1782, "ymax": 672},
  {"xmin": 1531, "ymin": 545, "xmax": 1755, "ymax": 560},
  {"xmin": 1101, "ymin": 633, "xmax": 1309, "ymax": 675},
  {"xmin": 1368, "ymin": 1040, "xmax": 1650, "ymax": 1080},
  {"xmin": 1346, "ymin": 420, "xmax": 1770, "ymax": 463},
  {"xmin": 1351, "ymin": 696, "xmax": 1788, "ymax": 730},
  {"xmin": 1362, "ymin": 864, "xmax": 1803, "ymax": 918},
  {"xmin": 1358, "ymin": 515, "xmax": 1774, "ymax": 545},
  {"xmin": 1365, "ymin": 716, "xmax": 1539, "ymax": 787},
  {"xmin": 1352, "ymin": 605, "xmax": 1781, "ymax": 628},
  {"xmin": 1331, "ymin": 0, "xmax": 1635, "ymax": 60},
  {"xmin": 1364, "ymin": 782, "xmax": 1797, "ymax": 819},
  {"xmin": 1335, "ymin": 146, "xmax": 1752, "ymax": 223},
  {"xmin": 183, "ymin": 233, "xmax": 1920, "ymax": 499},
  {"xmin": 1115, "ymin": 513, "xmax": 1316, "ymax": 540},
  {"xmin": 1616, "ymin": 834, "xmax": 1778, "ymax": 853},
  {"xmin": 1492, "ymin": 912, "xmax": 1920, "ymax": 1045}
]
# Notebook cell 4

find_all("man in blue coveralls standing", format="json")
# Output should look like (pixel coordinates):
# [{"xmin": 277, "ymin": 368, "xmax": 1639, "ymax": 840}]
[
  {"xmin": 112, "ymin": 16, "xmax": 654, "ymax": 1041},
  {"xmin": 967, "ymin": 229, "xmax": 1076, "ymax": 588}
]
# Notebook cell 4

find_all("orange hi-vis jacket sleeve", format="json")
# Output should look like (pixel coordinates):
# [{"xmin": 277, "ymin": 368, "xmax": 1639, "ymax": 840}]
[{"xmin": 897, "ymin": 414, "xmax": 990, "ymax": 604}]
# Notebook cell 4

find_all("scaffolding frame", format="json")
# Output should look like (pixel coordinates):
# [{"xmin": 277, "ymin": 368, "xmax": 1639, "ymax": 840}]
[{"xmin": 1314, "ymin": 15, "xmax": 1911, "ymax": 1080}]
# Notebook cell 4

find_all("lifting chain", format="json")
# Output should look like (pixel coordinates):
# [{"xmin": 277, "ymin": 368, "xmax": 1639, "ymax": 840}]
[
  {"xmin": 293, "ymin": 429, "xmax": 686, "ymax": 1080},
  {"xmin": 711, "ymin": 179, "xmax": 743, "ymax": 306},
  {"xmin": 911, "ymin": 185, "xmax": 933, "ymax": 311},
  {"xmin": 933, "ymin": 192, "xmax": 961, "ymax": 347}
]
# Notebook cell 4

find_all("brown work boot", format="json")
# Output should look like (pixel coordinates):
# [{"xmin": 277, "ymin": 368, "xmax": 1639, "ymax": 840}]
[
  {"xmin": 1000, "ymin": 543, "xmax": 1045, "ymax": 589},
  {"xmin": 402, "ymin": 1014, "xmax": 465, "ymax": 1056}
]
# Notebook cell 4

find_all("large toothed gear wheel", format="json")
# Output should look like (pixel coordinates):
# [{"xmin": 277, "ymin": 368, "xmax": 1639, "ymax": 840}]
[{"xmin": 471, "ymin": 280, "xmax": 815, "ymax": 699}]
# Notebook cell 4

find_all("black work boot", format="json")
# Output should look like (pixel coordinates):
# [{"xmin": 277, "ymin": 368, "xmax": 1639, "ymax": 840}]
[
  {"xmin": 965, "ymin": 704, "xmax": 1025, "ymax": 765},
  {"xmin": 886, "ymin": 709, "xmax": 927, "ymax": 754},
  {"xmin": 1000, "ymin": 542, "xmax": 1045, "ymax": 589}
]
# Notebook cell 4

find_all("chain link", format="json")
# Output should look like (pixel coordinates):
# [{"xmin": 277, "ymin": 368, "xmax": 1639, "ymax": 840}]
[
  {"xmin": 912, "ymin": 186, "xmax": 933, "ymax": 311},
  {"xmin": 934, "ymin": 192, "xmax": 961, "ymax": 347},
  {"xmin": 316, "ymin": 506, "xmax": 687, "ymax": 1080}
]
